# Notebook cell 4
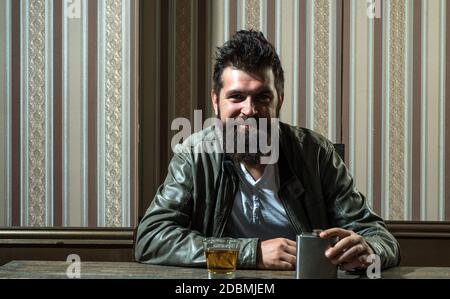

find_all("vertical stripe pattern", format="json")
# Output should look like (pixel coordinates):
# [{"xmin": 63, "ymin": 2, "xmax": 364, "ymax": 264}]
[
  {"xmin": 53, "ymin": 0, "xmax": 62, "ymax": 227},
  {"xmin": 67, "ymin": 0, "xmax": 83, "ymax": 227},
  {"xmin": 245, "ymin": 0, "xmax": 260, "ymax": 30},
  {"xmin": 372, "ymin": 0, "xmax": 383, "ymax": 216},
  {"xmin": 88, "ymin": 0, "xmax": 98, "ymax": 227},
  {"xmin": 412, "ymin": 0, "xmax": 422, "ymax": 220},
  {"xmin": 3, "ymin": 0, "xmax": 450, "ymax": 225},
  {"xmin": 420, "ymin": 0, "xmax": 428, "ymax": 220},
  {"xmin": 425, "ymin": 0, "xmax": 442, "ymax": 221},
  {"xmin": 297, "ymin": 0, "xmax": 307, "ymax": 128},
  {"xmin": 353, "ymin": 0, "xmax": 370, "ymax": 204},
  {"xmin": 24, "ymin": 0, "xmax": 48, "ymax": 226},
  {"xmin": 175, "ymin": 0, "xmax": 192, "ymax": 120},
  {"xmin": 104, "ymin": 0, "xmax": 123, "ymax": 227},
  {"xmin": 388, "ymin": 0, "xmax": 406, "ymax": 220},
  {"xmin": 313, "ymin": 0, "xmax": 330, "ymax": 138},
  {"xmin": 0, "ymin": 0, "xmax": 137, "ymax": 228},
  {"xmin": 0, "ymin": 0, "xmax": 8, "ymax": 226},
  {"xmin": 446, "ymin": 0, "xmax": 450, "ymax": 221},
  {"xmin": 438, "ymin": 0, "xmax": 446, "ymax": 221},
  {"xmin": 97, "ymin": 0, "xmax": 105, "ymax": 226},
  {"xmin": 344, "ymin": 0, "xmax": 445, "ymax": 221},
  {"xmin": 11, "ymin": 0, "xmax": 21, "ymax": 227}
]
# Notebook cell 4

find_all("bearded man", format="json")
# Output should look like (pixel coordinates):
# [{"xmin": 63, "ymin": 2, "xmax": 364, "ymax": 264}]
[{"xmin": 135, "ymin": 30, "xmax": 400, "ymax": 271}]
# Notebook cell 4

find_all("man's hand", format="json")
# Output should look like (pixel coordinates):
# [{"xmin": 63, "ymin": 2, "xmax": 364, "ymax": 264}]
[
  {"xmin": 256, "ymin": 238, "xmax": 296, "ymax": 270},
  {"xmin": 320, "ymin": 228, "xmax": 374, "ymax": 271}
]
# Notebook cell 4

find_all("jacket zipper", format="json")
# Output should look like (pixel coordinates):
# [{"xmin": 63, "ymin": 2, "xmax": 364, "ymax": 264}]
[
  {"xmin": 218, "ymin": 167, "xmax": 239, "ymax": 237},
  {"xmin": 278, "ymin": 179, "xmax": 304, "ymax": 235},
  {"xmin": 279, "ymin": 195, "xmax": 302, "ymax": 235}
]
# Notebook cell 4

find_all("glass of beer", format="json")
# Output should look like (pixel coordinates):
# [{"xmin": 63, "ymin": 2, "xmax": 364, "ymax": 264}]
[{"xmin": 203, "ymin": 237, "xmax": 240, "ymax": 279}]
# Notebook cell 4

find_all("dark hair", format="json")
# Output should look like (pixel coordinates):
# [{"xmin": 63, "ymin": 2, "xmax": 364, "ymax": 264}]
[{"xmin": 213, "ymin": 30, "xmax": 285, "ymax": 98}]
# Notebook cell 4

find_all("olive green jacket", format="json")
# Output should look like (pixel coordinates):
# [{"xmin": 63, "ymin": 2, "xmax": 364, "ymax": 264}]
[{"xmin": 135, "ymin": 122, "xmax": 400, "ymax": 269}]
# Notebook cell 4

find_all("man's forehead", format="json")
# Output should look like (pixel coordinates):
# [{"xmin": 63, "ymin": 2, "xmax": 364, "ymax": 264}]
[{"xmin": 221, "ymin": 66, "xmax": 275, "ymax": 85}]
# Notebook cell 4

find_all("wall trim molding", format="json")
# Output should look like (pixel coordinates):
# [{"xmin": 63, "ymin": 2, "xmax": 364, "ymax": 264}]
[
  {"xmin": 1, "ymin": 221, "xmax": 450, "ymax": 243},
  {"xmin": 0, "ymin": 228, "xmax": 134, "ymax": 245},
  {"xmin": 386, "ymin": 221, "xmax": 450, "ymax": 239},
  {"xmin": 1, "ymin": 223, "xmax": 450, "ymax": 266}
]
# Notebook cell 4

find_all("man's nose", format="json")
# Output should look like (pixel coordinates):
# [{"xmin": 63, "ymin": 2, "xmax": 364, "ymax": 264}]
[{"xmin": 241, "ymin": 97, "xmax": 257, "ymax": 116}]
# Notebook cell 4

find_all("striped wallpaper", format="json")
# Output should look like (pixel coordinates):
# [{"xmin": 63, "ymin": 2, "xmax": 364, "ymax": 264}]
[
  {"xmin": 342, "ymin": 0, "xmax": 449, "ymax": 221},
  {"xmin": 141, "ymin": 0, "xmax": 450, "ymax": 222},
  {"xmin": 2, "ymin": 0, "xmax": 450, "ymax": 227},
  {"xmin": 0, "ymin": 0, "xmax": 139, "ymax": 228}
]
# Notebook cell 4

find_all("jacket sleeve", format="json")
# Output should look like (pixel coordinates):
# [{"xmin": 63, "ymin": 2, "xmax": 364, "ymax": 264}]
[
  {"xmin": 134, "ymin": 152, "xmax": 207, "ymax": 267},
  {"xmin": 134, "ymin": 151, "xmax": 259, "ymax": 268},
  {"xmin": 319, "ymin": 142, "xmax": 401, "ymax": 270}
]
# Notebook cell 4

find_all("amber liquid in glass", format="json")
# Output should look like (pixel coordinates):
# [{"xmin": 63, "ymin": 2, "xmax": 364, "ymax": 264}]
[{"xmin": 205, "ymin": 249, "xmax": 239, "ymax": 274}]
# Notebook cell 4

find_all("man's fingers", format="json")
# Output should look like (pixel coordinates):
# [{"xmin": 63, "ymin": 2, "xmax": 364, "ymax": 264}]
[
  {"xmin": 283, "ymin": 243, "xmax": 297, "ymax": 256},
  {"xmin": 325, "ymin": 236, "xmax": 359, "ymax": 259},
  {"xmin": 277, "ymin": 260, "xmax": 295, "ymax": 270},
  {"xmin": 320, "ymin": 228, "xmax": 351, "ymax": 239},
  {"xmin": 340, "ymin": 260, "xmax": 363, "ymax": 271},
  {"xmin": 331, "ymin": 244, "xmax": 364, "ymax": 265},
  {"xmin": 277, "ymin": 238, "xmax": 296, "ymax": 256},
  {"xmin": 280, "ymin": 252, "xmax": 296, "ymax": 266},
  {"xmin": 262, "ymin": 253, "xmax": 295, "ymax": 270},
  {"xmin": 285, "ymin": 239, "xmax": 297, "ymax": 247},
  {"xmin": 258, "ymin": 238, "xmax": 297, "ymax": 271}
]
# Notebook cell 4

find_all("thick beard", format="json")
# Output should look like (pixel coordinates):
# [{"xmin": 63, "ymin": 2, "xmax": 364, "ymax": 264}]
[
  {"xmin": 217, "ymin": 111, "xmax": 272, "ymax": 166},
  {"xmin": 231, "ymin": 152, "xmax": 261, "ymax": 166},
  {"xmin": 229, "ymin": 127, "xmax": 263, "ymax": 166}
]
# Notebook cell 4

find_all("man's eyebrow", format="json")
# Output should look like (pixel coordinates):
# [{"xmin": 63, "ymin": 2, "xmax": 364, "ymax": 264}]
[
  {"xmin": 224, "ymin": 89, "xmax": 245, "ymax": 96},
  {"xmin": 225, "ymin": 88, "xmax": 273, "ymax": 97},
  {"xmin": 254, "ymin": 87, "xmax": 273, "ymax": 94}
]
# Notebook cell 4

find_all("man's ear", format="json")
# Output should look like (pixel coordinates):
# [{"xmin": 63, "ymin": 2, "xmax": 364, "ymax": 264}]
[
  {"xmin": 277, "ymin": 94, "xmax": 284, "ymax": 110},
  {"xmin": 211, "ymin": 89, "xmax": 219, "ymax": 116}
]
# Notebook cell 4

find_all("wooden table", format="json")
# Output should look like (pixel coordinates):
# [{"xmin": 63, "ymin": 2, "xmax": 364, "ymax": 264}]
[{"xmin": 1, "ymin": 261, "xmax": 450, "ymax": 279}]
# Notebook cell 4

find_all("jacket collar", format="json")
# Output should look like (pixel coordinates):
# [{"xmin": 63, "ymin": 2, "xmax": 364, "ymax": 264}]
[
  {"xmin": 218, "ymin": 122, "xmax": 307, "ymax": 196},
  {"xmin": 277, "ymin": 123, "xmax": 312, "ymax": 233},
  {"xmin": 278, "ymin": 123, "xmax": 305, "ymax": 196}
]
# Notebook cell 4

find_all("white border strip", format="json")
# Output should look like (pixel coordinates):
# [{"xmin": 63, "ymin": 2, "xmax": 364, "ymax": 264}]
[
  {"xmin": 292, "ymin": 0, "xmax": 298, "ymax": 126},
  {"xmin": 224, "ymin": 0, "xmax": 230, "ymax": 40},
  {"xmin": 21, "ymin": 0, "xmax": 30, "ymax": 226},
  {"xmin": 381, "ymin": 0, "xmax": 390, "ymax": 219},
  {"xmin": 121, "ymin": 0, "xmax": 130, "ymax": 227},
  {"xmin": 63, "ymin": 0, "xmax": 68, "ymax": 227},
  {"xmin": 367, "ymin": 5, "xmax": 374, "ymax": 209},
  {"xmin": 385, "ymin": 1, "xmax": 392, "ymax": 220},
  {"xmin": 237, "ymin": 0, "xmax": 244, "ymax": 30},
  {"xmin": 128, "ymin": 0, "xmax": 133, "ymax": 227},
  {"xmin": 260, "ymin": 0, "xmax": 267, "ymax": 35},
  {"xmin": 308, "ymin": 0, "xmax": 314, "ymax": 129},
  {"xmin": 439, "ymin": 0, "xmax": 446, "ymax": 221},
  {"xmin": 191, "ymin": 0, "xmax": 197, "ymax": 124},
  {"xmin": 275, "ymin": 0, "xmax": 281, "ymax": 53},
  {"xmin": 168, "ymin": 0, "xmax": 176, "ymax": 159},
  {"xmin": 329, "ymin": 0, "xmax": 336, "ymax": 142},
  {"xmin": 97, "ymin": 0, "xmax": 105, "ymax": 226},
  {"xmin": 406, "ymin": 0, "xmax": 414, "ymax": 220},
  {"xmin": 45, "ymin": 0, "xmax": 54, "ymax": 226},
  {"xmin": 349, "ymin": 0, "xmax": 356, "ymax": 175},
  {"xmin": 420, "ymin": 0, "xmax": 428, "ymax": 220},
  {"xmin": 81, "ymin": 0, "xmax": 88, "ymax": 227}
]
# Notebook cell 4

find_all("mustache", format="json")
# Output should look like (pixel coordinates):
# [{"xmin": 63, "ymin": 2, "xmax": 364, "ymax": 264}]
[{"xmin": 222, "ymin": 116, "xmax": 264, "ymax": 127}]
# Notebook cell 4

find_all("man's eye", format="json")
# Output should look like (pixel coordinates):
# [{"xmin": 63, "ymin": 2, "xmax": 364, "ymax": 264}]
[
  {"xmin": 230, "ymin": 95, "xmax": 245, "ymax": 101},
  {"xmin": 256, "ymin": 95, "xmax": 271, "ymax": 103}
]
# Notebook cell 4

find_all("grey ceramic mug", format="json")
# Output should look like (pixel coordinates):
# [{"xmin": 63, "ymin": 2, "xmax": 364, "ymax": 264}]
[{"xmin": 296, "ymin": 231, "xmax": 338, "ymax": 279}]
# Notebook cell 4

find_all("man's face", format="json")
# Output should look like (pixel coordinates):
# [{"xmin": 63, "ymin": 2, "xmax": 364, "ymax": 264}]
[
  {"xmin": 211, "ymin": 66, "xmax": 283, "ymax": 122},
  {"xmin": 211, "ymin": 66, "xmax": 283, "ymax": 164}
]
